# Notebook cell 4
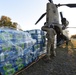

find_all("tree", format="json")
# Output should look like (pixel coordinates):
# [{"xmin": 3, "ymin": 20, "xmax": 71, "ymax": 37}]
[
  {"xmin": 0, "ymin": 16, "xmax": 11, "ymax": 27},
  {"xmin": 0, "ymin": 15, "xmax": 22, "ymax": 30}
]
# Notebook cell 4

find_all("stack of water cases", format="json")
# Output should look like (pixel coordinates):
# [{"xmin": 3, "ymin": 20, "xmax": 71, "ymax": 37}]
[
  {"xmin": 0, "ymin": 28, "xmax": 36, "ymax": 75},
  {"xmin": 28, "ymin": 29, "xmax": 47, "ymax": 61}
]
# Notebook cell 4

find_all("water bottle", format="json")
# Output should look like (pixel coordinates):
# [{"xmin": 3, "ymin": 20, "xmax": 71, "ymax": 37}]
[
  {"xmin": 5, "ymin": 68, "xmax": 15, "ymax": 75},
  {"xmin": 0, "ymin": 52, "xmax": 5, "ymax": 62},
  {"xmin": 18, "ymin": 47, "xmax": 24, "ymax": 56}
]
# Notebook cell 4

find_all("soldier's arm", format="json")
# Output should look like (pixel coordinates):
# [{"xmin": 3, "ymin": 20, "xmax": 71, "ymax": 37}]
[
  {"xmin": 41, "ymin": 26, "xmax": 48, "ymax": 31},
  {"xmin": 54, "ymin": 29, "xmax": 56, "ymax": 35}
]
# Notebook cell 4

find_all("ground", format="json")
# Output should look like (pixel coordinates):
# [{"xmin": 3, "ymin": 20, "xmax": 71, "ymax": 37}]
[{"xmin": 16, "ymin": 39, "xmax": 76, "ymax": 75}]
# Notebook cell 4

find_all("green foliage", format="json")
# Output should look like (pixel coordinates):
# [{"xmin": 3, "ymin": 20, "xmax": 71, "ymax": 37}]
[{"xmin": 0, "ymin": 15, "xmax": 18, "ymax": 29}]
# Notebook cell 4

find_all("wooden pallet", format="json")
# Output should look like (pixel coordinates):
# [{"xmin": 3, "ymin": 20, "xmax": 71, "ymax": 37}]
[{"xmin": 14, "ymin": 53, "xmax": 46, "ymax": 75}]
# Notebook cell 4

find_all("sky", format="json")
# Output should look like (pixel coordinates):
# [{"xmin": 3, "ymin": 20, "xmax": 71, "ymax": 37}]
[{"xmin": 0, "ymin": 0, "xmax": 76, "ymax": 36}]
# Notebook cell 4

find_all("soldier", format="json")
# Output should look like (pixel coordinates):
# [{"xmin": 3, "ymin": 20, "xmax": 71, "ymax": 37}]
[{"xmin": 41, "ymin": 24, "xmax": 56, "ymax": 61}]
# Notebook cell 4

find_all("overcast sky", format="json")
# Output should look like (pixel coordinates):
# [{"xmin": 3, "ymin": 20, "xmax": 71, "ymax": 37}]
[{"xmin": 0, "ymin": 0, "xmax": 76, "ymax": 35}]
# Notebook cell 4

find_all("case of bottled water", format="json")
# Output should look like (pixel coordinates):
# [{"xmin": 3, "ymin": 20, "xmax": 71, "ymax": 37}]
[
  {"xmin": 32, "ymin": 43, "xmax": 40, "ymax": 51},
  {"xmin": 28, "ymin": 29, "xmax": 41, "ymax": 35},
  {"xmin": 23, "ymin": 48, "xmax": 33, "ymax": 66},
  {"xmin": 31, "ymin": 49, "xmax": 40, "ymax": 61},
  {"xmin": 0, "ymin": 60, "xmax": 16, "ymax": 75},
  {"xmin": 4, "ymin": 50, "xmax": 17, "ymax": 61},
  {"xmin": 13, "ymin": 56, "xmax": 24, "ymax": 71}
]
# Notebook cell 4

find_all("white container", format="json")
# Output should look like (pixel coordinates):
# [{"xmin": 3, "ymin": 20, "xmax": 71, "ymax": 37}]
[
  {"xmin": 0, "ymin": 52, "xmax": 4, "ymax": 62},
  {"xmin": 18, "ymin": 47, "xmax": 24, "ymax": 56}
]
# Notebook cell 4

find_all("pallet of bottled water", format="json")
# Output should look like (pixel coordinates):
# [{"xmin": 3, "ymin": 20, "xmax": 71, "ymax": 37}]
[
  {"xmin": 25, "ymin": 29, "xmax": 47, "ymax": 60},
  {"xmin": 0, "ymin": 28, "xmax": 36, "ymax": 75},
  {"xmin": 0, "ymin": 28, "xmax": 47, "ymax": 75}
]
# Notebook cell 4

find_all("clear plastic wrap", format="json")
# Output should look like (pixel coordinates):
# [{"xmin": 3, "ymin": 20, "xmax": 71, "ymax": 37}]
[
  {"xmin": 0, "ymin": 28, "xmax": 47, "ymax": 75},
  {"xmin": 0, "ymin": 28, "xmax": 36, "ymax": 75}
]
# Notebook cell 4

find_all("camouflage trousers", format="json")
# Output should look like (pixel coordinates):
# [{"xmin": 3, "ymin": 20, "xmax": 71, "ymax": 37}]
[{"xmin": 46, "ymin": 39, "xmax": 56, "ymax": 58}]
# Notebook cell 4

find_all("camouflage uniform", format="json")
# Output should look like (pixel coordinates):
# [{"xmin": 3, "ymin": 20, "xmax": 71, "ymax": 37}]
[{"xmin": 41, "ymin": 25, "xmax": 56, "ymax": 59}]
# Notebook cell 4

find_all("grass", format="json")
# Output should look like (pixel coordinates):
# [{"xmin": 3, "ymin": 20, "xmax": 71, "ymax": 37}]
[
  {"xmin": 71, "ymin": 38, "xmax": 76, "ymax": 48},
  {"xmin": 59, "ymin": 38, "xmax": 76, "ymax": 49}
]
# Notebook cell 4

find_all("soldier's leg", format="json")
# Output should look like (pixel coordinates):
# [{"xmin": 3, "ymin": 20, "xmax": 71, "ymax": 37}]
[
  {"xmin": 42, "ymin": 40, "xmax": 51, "ymax": 61},
  {"xmin": 46, "ymin": 40, "xmax": 51, "ymax": 59},
  {"xmin": 50, "ymin": 43, "xmax": 56, "ymax": 57}
]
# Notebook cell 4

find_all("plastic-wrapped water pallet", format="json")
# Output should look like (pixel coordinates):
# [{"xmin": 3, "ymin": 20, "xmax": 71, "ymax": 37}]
[
  {"xmin": 0, "ymin": 28, "xmax": 36, "ymax": 75},
  {"xmin": 0, "ymin": 28, "xmax": 47, "ymax": 75}
]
